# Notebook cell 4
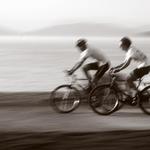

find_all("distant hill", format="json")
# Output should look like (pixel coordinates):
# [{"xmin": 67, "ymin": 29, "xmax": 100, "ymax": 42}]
[
  {"xmin": 0, "ymin": 23, "xmax": 150, "ymax": 37},
  {"xmin": 24, "ymin": 23, "xmax": 133, "ymax": 37},
  {"xmin": 133, "ymin": 25, "xmax": 150, "ymax": 37},
  {"xmin": 136, "ymin": 31, "xmax": 150, "ymax": 37},
  {"xmin": 0, "ymin": 26, "xmax": 17, "ymax": 35}
]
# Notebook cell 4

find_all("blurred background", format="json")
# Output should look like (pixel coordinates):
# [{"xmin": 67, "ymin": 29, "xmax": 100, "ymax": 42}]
[
  {"xmin": 0, "ymin": 0, "xmax": 150, "ymax": 91},
  {"xmin": 0, "ymin": 2, "xmax": 150, "ymax": 149}
]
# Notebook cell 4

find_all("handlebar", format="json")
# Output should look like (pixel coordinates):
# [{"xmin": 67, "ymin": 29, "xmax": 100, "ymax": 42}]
[
  {"xmin": 64, "ymin": 70, "xmax": 87, "ymax": 84},
  {"xmin": 108, "ymin": 69, "xmax": 118, "ymax": 79}
]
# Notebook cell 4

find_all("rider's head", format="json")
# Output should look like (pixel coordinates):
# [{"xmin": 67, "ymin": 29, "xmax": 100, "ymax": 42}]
[
  {"xmin": 76, "ymin": 39, "xmax": 87, "ymax": 51},
  {"xmin": 119, "ymin": 37, "xmax": 132, "ymax": 51}
]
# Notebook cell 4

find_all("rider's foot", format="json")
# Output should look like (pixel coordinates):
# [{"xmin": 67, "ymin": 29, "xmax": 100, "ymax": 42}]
[{"xmin": 124, "ymin": 96, "xmax": 137, "ymax": 105}]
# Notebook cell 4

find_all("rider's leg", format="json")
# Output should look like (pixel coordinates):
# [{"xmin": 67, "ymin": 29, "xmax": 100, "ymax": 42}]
[
  {"xmin": 127, "ymin": 66, "xmax": 150, "ymax": 97},
  {"xmin": 93, "ymin": 62, "xmax": 110, "ymax": 85},
  {"xmin": 126, "ymin": 75, "xmax": 137, "ymax": 97},
  {"xmin": 82, "ymin": 62, "xmax": 99, "ymax": 86}
]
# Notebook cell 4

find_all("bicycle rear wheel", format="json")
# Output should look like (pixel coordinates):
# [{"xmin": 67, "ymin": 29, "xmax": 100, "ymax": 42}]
[
  {"xmin": 89, "ymin": 84, "xmax": 119, "ymax": 115},
  {"xmin": 50, "ymin": 85, "xmax": 81, "ymax": 113},
  {"xmin": 139, "ymin": 86, "xmax": 150, "ymax": 115}
]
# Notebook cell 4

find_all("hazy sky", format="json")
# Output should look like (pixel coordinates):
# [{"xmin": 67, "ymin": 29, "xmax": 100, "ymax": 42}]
[{"xmin": 0, "ymin": 0, "xmax": 150, "ymax": 31}]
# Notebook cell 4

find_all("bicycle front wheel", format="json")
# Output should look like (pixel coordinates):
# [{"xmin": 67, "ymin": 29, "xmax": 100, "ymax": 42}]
[
  {"xmin": 139, "ymin": 86, "xmax": 150, "ymax": 115},
  {"xmin": 50, "ymin": 85, "xmax": 81, "ymax": 113},
  {"xmin": 89, "ymin": 84, "xmax": 119, "ymax": 115}
]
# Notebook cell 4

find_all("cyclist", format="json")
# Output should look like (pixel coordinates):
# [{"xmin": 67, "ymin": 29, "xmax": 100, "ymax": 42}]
[
  {"xmin": 111, "ymin": 37, "xmax": 150, "ymax": 102},
  {"xmin": 67, "ymin": 38, "xmax": 110, "ymax": 91}
]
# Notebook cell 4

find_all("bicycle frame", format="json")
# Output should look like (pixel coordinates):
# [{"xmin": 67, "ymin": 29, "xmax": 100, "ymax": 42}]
[
  {"xmin": 65, "ymin": 74, "xmax": 88, "ymax": 93},
  {"xmin": 109, "ymin": 72, "xmax": 150, "ymax": 100}
]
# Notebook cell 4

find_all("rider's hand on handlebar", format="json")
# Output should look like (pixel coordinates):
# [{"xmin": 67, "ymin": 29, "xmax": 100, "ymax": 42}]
[
  {"xmin": 65, "ymin": 70, "xmax": 73, "ymax": 76},
  {"xmin": 112, "ymin": 69, "xmax": 118, "ymax": 73},
  {"xmin": 110, "ymin": 68, "xmax": 114, "ymax": 73},
  {"xmin": 110, "ymin": 68, "xmax": 117, "ymax": 74}
]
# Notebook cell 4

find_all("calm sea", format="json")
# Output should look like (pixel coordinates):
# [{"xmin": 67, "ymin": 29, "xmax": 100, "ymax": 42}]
[{"xmin": 0, "ymin": 36, "xmax": 149, "ymax": 91}]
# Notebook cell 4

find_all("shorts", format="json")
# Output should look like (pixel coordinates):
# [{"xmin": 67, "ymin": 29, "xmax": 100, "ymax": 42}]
[{"xmin": 129, "ymin": 65, "xmax": 150, "ymax": 81}]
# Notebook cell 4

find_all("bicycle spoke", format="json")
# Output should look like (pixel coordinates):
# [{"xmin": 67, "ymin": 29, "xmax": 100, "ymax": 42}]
[
  {"xmin": 89, "ymin": 85, "xmax": 119, "ymax": 115},
  {"xmin": 139, "ymin": 86, "xmax": 150, "ymax": 115},
  {"xmin": 51, "ymin": 85, "xmax": 81, "ymax": 113}
]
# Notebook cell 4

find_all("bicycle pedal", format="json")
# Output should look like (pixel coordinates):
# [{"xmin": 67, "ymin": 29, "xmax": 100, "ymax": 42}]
[{"xmin": 131, "ymin": 100, "xmax": 137, "ymax": 106}]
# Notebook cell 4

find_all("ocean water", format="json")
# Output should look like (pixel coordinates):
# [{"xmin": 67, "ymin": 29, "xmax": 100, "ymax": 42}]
[{"xmin": 0, "ymin": 36, "xmax": 149, "ymax": 91}]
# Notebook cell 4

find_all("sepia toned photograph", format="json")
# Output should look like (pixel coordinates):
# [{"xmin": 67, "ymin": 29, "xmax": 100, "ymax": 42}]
[{"xmin": 0, "ymin": 0, "xmax": 150, "ymax": 149}]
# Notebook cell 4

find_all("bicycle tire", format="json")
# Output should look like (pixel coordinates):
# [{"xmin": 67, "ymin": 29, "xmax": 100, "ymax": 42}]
[
  {"xmin": 89, "ymin": 84, "xmax": 119, "ymax": 115},
  {"xmin": 50, "ymin": 84, "xmax": 81, "ymax": 113},
  {"xmin": 139, "ymin": 85, "xmax": 150, "ymax": 115},
  {"xmin": 115, "ymin": 93, "xmax": 124, "ymax": 111}
]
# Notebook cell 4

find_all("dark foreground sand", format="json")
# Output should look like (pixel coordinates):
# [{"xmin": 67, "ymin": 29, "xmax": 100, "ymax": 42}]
[
  {"xmin": 0, "ymin": 92, "xmax": 150, "ymax": 150},
  {"xmin": 0, "ymin": 130, "xmax": 150, "ymax": 150}
]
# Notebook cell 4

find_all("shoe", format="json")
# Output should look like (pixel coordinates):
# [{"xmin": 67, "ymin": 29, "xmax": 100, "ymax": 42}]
[{"xmin": 124, "ymin": 96, "xmax": 137, "ymax": 106}]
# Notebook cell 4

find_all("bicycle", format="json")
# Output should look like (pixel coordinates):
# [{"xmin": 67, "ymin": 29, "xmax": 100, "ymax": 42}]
[
  {"xmin": 50, "ymin": 73, "xmax": 90, "ymax": 113},
  {"xmin": 89, "ymin": 71, "xmax": 150, "ymax": 115},
  {"xmin": 51, "ymin": 70, "xmax": 120, "ymax": 113}
]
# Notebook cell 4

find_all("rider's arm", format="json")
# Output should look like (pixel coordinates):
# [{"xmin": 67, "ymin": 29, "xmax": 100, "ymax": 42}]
[
  {"xmin": 69, "ymin": 58, "xmax": 86, "ymax": 74},
  {"xmin": 68, "ymin": 50, "xmax": 88, "ymax": 75},
  {"xmin": 114, "ymin": 57, "xmax": 132, "ymax": 72},
  {"xmin": 113, "ymin": 63, "xmax": 125, "ymax": 70}
]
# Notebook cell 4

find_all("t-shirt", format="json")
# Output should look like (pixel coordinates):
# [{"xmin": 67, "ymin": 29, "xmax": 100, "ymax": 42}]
[
  {"xmin": 79, "ymin": 45, "xmax": 110, "ymax": 65},
  {"xmin": 124, "ymin": 46, "xmax": 149, "ymax": 68}
]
